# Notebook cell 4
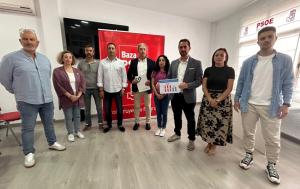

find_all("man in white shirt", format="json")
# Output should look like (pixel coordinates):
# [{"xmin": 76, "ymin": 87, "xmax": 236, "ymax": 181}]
[
  {"xmin": 127, "ymin": 43, "xmax": 155, "ymax": 130},
  {"xmin": 98, "ymin": 43, "xmax": 127, "ymax": 132}
]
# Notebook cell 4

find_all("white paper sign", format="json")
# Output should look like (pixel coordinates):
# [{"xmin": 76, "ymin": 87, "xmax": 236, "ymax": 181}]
[
  {"xmin": 159, "ymin": 79, "xmax": 181, "ymax": 94},
  {"xmin": 136, "ymin": 74, "xmax": 150, "ymax": 92}
]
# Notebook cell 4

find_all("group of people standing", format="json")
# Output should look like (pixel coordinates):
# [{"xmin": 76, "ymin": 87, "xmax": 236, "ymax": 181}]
[{"xmin": 0, "ymin": 26, "xmax": 294, "ymax": 185}]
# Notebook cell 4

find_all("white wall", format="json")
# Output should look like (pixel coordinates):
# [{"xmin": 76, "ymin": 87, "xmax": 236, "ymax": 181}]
[
  {"xmin": 0, "ymin": 0, "xmax": 211, "ymax": 119},
  {"xmin": 60, "ymin": 0, "xmax": 211, "ymax": 64},
  {"xmin": 0, "ymin": 12, "xmax": 43, "ymax": 113},
  {"xmin": 0, "ymin": 0, "xmax": 64, "ymax": 119},
  {"xmin": 210, "ymin": 0, "xmax": 298, "ymax": 68}
]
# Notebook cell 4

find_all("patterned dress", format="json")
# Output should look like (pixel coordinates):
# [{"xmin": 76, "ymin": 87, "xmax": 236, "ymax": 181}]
[{"xmin": 196, "ymin": 66, "xmax": 235, "ymax": 146}]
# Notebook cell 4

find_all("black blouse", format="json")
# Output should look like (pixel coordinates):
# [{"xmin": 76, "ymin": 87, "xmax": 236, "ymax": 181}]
[{"xmin": 204, "ymin": 66, "xmax": 235, "ymax": 92}]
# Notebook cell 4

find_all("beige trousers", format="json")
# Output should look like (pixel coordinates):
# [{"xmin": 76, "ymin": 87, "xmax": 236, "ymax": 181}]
[
  {"xmin": 241, "ymin": 103, "xmax": 281, "ymax": 163},
  {"xmin": 133, "ymin": 92, "xmax": 151, "ymax": 124}
]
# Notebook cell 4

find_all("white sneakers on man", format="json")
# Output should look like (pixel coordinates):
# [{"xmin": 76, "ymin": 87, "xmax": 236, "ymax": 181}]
[
  {"xmin": 24, "ymin": 153, "xmax": 35, "ymax": 168},
  {"xmin": 49, "ymin": 142, "xmax": 66, "ymax": 151},
  {"xmin": 24, "ymin": 142, "xmax": 65, "ymax": 168}
]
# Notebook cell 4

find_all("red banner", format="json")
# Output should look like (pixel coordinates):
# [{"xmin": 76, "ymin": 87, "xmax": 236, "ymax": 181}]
[{"xmin": 98, "ymin": 30, "xmax": 165, "ymax": 120}]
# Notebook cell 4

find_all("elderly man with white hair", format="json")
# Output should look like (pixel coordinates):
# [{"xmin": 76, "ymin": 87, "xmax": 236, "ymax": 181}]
[{"xmin": 0, "ymin": 29, "xmax": 66, "ymax": 168}]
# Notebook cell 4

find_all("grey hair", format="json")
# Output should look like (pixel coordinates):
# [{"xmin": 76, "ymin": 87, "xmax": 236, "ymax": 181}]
[{"xmin": 19, "ymin": 28, "xmax": 38, "ymax": 38}]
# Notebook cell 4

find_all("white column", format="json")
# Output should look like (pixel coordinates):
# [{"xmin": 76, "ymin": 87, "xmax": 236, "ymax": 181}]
[{"xmin": 37, "ymin": 0, "xmax": 64, "ymax": 120}]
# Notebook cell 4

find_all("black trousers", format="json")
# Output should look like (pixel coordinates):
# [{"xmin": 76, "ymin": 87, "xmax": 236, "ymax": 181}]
[
  {"xmin": 104, "ymin": 91, "xmax": 123, "ymax": 127},
  {"xmin": 171, "ymin": 93, "xmax": 196, "ymax": 141}
]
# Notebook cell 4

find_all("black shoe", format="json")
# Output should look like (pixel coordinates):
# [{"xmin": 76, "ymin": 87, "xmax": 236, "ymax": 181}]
[
  {"xmin": 145, "ymin": 123, "xmax": 151, "ymax": 130},
  {"xmin": 118, "ymin": 126, "xmax": 125, "ymax": 132},
  {"xmin": 103, "ymin": 126, "xmax": 112, "ymax": 133},
  {"xmin": 239, "ymin": 152, "xmax": 253, "ymax": 170},
  {"xmin": 266, "ymin": 162, "xmax": 280, "ymax": 184},
  {"xmin": 133, "ymin": 123, "xmax": 140, "ymax": 130}
]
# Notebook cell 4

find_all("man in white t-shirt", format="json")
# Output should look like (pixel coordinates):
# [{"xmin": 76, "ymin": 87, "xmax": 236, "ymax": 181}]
[{"xmin": 234, "ymin": 26, "xmax": 294, "ymax": 185}]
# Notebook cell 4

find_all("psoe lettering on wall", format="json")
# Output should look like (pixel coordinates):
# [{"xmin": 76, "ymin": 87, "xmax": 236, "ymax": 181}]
[{"xmin": 256, "ymin": 18, "xmax": 274, "ymax": 29}]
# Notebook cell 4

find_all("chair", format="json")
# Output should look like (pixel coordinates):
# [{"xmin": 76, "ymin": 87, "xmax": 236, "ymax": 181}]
[{"xmin": 0, "ymin": 109, "xmax": 22, "ymax": 146}]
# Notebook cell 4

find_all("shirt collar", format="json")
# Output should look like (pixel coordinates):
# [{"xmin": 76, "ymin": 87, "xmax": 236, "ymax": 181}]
[
  {"xmin": 85, "ymin": 58, "xmax": 97, "ymax": 63},
  {"xmin": 106, "ymin": 57, "xmax": 118, "ymax": 61},
  {"xmin": 255, "ymin": 49, "xmax": 277, "ymax": 60},
  {"xmin": 21, "ymin": 49, "xmax": 37, "ymax": 58},
  {"xmin": 180, "ymin": 56, "xmax": 189, "ymax": 64},
  {"xmin": 138, "ymin": 57, "xmax": 147, "ymax": 62}
]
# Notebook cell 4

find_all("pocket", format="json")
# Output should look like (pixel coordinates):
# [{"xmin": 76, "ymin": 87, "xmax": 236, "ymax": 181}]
[{"xmin": 17, "ymin": 101, "xmax": 24, "ymax": 112}]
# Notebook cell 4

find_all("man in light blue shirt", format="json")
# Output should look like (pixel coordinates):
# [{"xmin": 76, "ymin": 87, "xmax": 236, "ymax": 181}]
[
  {"xmin": 0, "ymin": 29, "xmax": 66, "ymax": 168},
  {"xmin": 234, "ymin": 26, "xmax": 294, "ymax": 184}
]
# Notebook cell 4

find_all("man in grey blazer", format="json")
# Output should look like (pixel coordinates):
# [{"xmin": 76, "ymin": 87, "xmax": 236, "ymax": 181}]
[{"xmin": 167, "ymin": 39, "xmax": 203, "ymax": 151}]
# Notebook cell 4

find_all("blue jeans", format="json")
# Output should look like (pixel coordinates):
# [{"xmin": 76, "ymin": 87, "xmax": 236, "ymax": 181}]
[
  {"xmin": 154, "ymin": 95, "xmax": 169, "ymax": 129},
  {"xmin": 63, "ymin": 105, "xmax": 81, "ymax": 134},
  {"xmin": 104, "ymin": 90, "xmax": 123, "ymax": 127},
  {"xmin": 84, "ymin": 89, "xmax": 103, "ymax": 125},
  {"xmin": 17, "ymin": 101, "xmax": 57, "ymax": 155}
]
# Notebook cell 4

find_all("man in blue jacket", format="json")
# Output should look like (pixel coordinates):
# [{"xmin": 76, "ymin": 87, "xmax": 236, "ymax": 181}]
[{"xmin": 234, "ymin": 26, "xmax": 294, "ymax": 184}]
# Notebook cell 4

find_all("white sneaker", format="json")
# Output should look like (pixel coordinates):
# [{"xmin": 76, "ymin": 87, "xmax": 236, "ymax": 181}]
[
  {"xmin": 160, "ymin": 129, "xmax": 166, "ymax": 137},
  {"xmin": 24, "ymin": 153, "xmax": 35, "ymax": 168},
  {"xmin": 155, "ymin": 129, "xmax": 161, "ymax": 136},
  {"xmin": 49, "ymin": 142, "xmax": 66, "ymax": 151},
  {"xmin": 67, "ymin": 134, "xmax": 75, "ymax": 142},
  {"xmin": 76, "ymin": 132, "xmax": 85, "ymax": 139}
]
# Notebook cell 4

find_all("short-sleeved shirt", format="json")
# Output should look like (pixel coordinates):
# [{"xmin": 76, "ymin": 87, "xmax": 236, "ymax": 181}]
[
  {"xmin": 151, "ymin": 70, "xmax": 167, "ymax": 94},
  {"xmin": 151, "ymin": 71, "xmax": 167, "ymax": 85},
  {"xmin": 204, "ymin": 66, "xmax": 235, "ymax": 92},
  {"xmin": 77, "ymin": 59, "xmax": 99, "ymax": 89}
]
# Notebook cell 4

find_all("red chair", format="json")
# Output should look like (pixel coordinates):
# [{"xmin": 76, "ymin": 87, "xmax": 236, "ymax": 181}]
[{"xmin": 0, "ymin": 109, "xmax": 22, "ymax": 146}]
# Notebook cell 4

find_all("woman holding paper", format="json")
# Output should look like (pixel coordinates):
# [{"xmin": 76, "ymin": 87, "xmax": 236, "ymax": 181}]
[
  {"xmin": 196, "ymin": 48, "xmax": 235, "ymax": 155},
  {"xmin": 151, "ymin": 55, "xmax": 170, "ymax": 137}
]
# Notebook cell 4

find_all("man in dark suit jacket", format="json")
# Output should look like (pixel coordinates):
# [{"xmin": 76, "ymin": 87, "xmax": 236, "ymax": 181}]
[
  {"xmin": 127, "ymin": 43, "xmax": 155, "ymax": 130},
  {"xmin": 167, "ymin": 39, "xmax": 203, "ymax": 151}
]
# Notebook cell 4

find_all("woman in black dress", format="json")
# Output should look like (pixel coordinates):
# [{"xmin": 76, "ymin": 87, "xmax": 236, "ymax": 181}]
[{"xmin": 196, "ymin": 48, "xmax": 235, "ymax": 155}]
